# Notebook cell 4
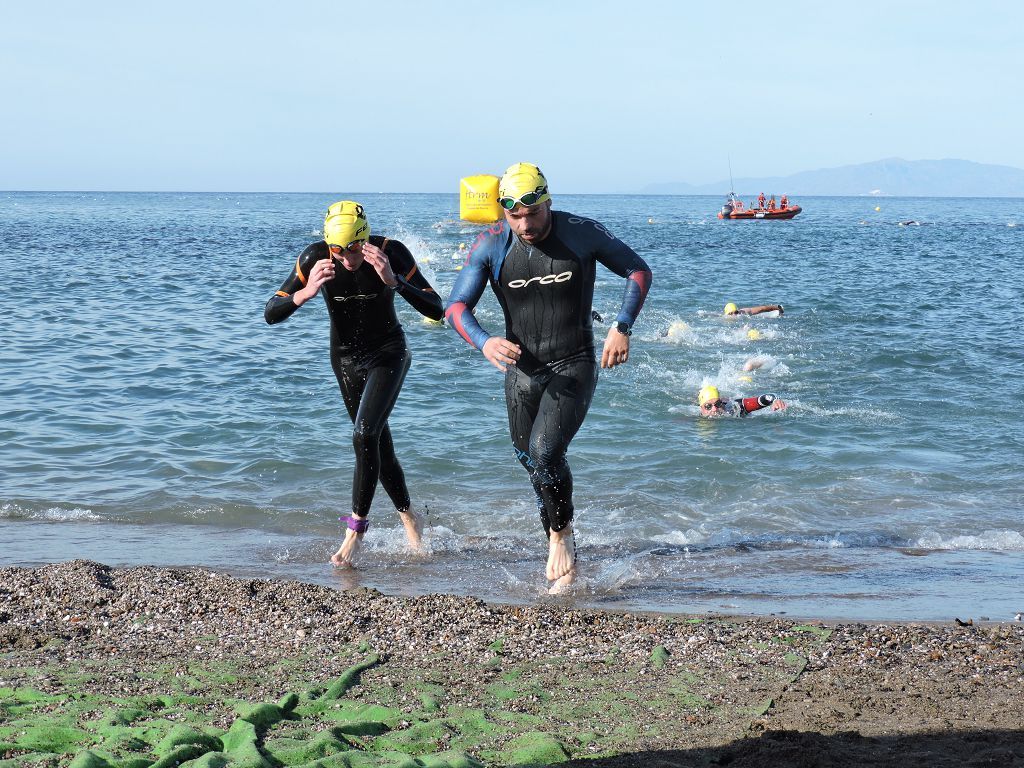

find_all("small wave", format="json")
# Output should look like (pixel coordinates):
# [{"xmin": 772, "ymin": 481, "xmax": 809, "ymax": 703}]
[
  {"xmin": 0, "ymin": 503, "xmax": 102, "ymax": 522},
  {"xmin": 913, "ymin": 529, "xmax": 1024, "ymax": 551},
  {"xmin": 650, "ymin": 529, "xmax": 709, "ymax": 547}
]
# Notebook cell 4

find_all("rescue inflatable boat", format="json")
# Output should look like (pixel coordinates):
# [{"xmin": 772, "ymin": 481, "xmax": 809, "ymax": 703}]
[{"xmin": 717, "ymin": 193, "xmax": 801, "ymax": 220}]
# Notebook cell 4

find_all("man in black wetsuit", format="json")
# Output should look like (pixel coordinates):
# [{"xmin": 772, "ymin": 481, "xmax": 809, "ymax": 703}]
[
  {"xmin": 265, "ymin": 201, "xmax": 444, "ymax": 567},
  {"xmin": 445, "ymin": 163, "xmax": 653, "ymax": 592}
]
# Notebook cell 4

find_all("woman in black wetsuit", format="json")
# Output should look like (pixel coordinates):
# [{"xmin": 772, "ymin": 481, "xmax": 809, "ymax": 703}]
[{"xmin": 265, "ymin": 201, "xmax": 444, "ymax": 567}]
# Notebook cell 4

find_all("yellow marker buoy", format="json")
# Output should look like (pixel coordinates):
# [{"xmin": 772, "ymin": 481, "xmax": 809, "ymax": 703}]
[
  {"xmin": 459, "ymin": 175, "xmax": 502, "ymax": 223},
  {"xmin": 874, "ymin": 206, "xmax": 881, "ymax": 212},
  {"xmin": 747, "ymin": 328, "xmax": 761, "ymax": 340}
]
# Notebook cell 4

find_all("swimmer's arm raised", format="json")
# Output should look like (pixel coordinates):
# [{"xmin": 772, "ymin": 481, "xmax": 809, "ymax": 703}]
[
  {"xmin": 738, "ymin": 394, "xmax": 786, "ymax": 415},
  {"xmin": 739, "ymin": 304, "xmax": 784, "ymax": 316},
  {"xmin": 265, "ymin": 246, "xmax": 327, "ymax": 324}
]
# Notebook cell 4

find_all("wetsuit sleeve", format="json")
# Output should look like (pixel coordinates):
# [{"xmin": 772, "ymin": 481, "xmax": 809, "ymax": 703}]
[
  {"xmin": 384, "ymin": 240, "xmax": 444, "ymax": 321},
  {"xmin": 738, "ymin": 394, "xmax": 778, "ymax": 415},
  {"xmin": 591, "ymin": 228, "xmax": 653, "ymax": 327},
  {"xmin": 444, "ymin": 229, "xmax": 497, "ymax": 350},
  {"xmin": 264, "ymin": 244, "xmax": 324, "ymax": 325}
]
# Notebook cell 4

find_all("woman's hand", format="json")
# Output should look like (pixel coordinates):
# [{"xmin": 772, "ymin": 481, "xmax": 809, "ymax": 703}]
[
  {"xmin": 361, "ymin": 242, "xmax": 398, "ymax": 287},
  {"xmin": 295, "ymin": 257, "xmax": 335, "ymax": 305}
]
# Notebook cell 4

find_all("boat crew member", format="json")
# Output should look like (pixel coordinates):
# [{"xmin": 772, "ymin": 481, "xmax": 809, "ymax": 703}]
[{"xmin": 445, "ymin": 162, "xmax": 653, "ymax": 592}]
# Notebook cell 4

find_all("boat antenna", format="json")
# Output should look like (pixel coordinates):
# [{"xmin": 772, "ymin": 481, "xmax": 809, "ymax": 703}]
[{"xmin": 728, "ymin": 156, "xmax": 735, "ymax": 198}]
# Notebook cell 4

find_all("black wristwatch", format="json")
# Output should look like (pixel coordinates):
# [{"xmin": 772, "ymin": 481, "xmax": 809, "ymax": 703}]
[{"xmin": 615, "ymin": 322, "xmax": 632, "ymax": 336}]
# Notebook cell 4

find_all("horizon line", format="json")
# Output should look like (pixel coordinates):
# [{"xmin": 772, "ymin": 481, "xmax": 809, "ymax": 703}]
[{"xmin": 4, "ymin": 190, "xmax": 1024, "ymax": 200}]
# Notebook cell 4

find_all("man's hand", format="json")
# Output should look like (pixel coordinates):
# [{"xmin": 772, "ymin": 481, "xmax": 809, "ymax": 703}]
[
  {"xmin": 601, "ymin": 327, "xmax": 630, "ymax": 369},
  {"xmin": 482, "ymin": 337, "xmax": 521, "ymax": 372}
]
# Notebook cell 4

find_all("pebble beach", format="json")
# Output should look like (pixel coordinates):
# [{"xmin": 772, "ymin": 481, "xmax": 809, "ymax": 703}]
[{"xmin": 2, "ymin": 560, "xmax": 1023, "ymax": 767}]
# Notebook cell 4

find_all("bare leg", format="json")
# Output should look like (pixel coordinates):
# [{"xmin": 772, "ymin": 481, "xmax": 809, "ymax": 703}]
[
  {"xmin": 399, "ymin": 507, "xmax": 424, "ymax": 552},
  {"xmin": 546, "ymin": 525, "xmax": 577, "ymax": 593},
  {"xmin": 331, "ymin": 514, "xmax": 367, "ymax": 568}
]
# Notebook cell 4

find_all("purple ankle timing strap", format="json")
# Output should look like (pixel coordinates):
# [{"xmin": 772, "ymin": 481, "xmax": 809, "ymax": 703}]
[{"xmin": 340, "ymin": 515, "xmax": 370, "ymax": 533}]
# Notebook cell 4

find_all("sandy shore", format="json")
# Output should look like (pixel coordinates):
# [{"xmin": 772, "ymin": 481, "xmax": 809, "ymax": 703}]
[{"xmin": 1, "ymin": 560, "xmax": 1022, "ymax": 767}]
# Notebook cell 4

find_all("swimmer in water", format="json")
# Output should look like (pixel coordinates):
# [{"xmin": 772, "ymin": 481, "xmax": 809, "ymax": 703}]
[
  {"xmin": 724, "ymin": 302, "xmax": 785, "ymax": 317},
  {"xmin": 445, "ymin": 163, "xmax": 653, "ymax": 592},
  {"xmin": 264, "ymin": 201, "xmax": 444, "ymax": 567},
  {"xmin": 698, "ymin": 385, "xmax": 787, "ymax": 418}
]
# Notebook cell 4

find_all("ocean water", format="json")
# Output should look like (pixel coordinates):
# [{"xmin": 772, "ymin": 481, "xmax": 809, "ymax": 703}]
[{"xmin": 2, "ymin": 191, "xmax": 1023, "ymax": 621}]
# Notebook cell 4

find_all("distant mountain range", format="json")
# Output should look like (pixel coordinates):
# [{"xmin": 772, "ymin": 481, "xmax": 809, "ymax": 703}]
[{"xmin": 641, "ymin": 158, "xmax": 1024, "ymax": 197}]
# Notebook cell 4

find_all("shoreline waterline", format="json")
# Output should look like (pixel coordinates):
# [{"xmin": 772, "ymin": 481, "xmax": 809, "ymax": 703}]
[{"xmin": 4, "ymin": 520, "xmax": 1021, "ymax": 623}]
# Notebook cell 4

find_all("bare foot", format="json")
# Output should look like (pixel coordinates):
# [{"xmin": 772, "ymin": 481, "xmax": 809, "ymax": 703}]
[
  {"xmin": 546, "ymin": 526, "xmax": 576, "ymax": 582},
  {"xmin": 330, "ymin": 527, "xmax": 364, "ymax": 568},
  {"xmin": 399, "ymin": 508, "xmax": 425, "ymax": 552},
  {"xmin": 548, "ymin": 572, "xmax": 576, "ymax": 595}
]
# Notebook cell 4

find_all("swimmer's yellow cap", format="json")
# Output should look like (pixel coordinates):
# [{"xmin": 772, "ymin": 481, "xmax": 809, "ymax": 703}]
[
  {"xmin": 698, "ymin": 385, "xmax": 720, "ymax": 406},
  {"xmin": 724, "ymin": 302, "xmax": 738, "ymax": 315},
  {"xmin": 498, "ymin": 162, "xmax": 551, "ymax": 206},
  {"xmin": 324, "ymin": 201, "xmax": 370, "ymax": 247},
  {"xmin": 747, "ymin": 328, "xmax": 761, "ymax": 340}
]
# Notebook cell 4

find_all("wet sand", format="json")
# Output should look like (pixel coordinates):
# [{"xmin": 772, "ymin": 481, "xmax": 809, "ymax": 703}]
[{"xmin": 1, "ymin": 560, "xmax": 1022, "ymax": 767}]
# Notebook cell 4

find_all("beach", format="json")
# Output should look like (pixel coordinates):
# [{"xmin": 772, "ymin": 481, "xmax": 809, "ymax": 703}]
[{"xmin": 2, "ymin": 560, "xmax": 1022, "ymax": 767}]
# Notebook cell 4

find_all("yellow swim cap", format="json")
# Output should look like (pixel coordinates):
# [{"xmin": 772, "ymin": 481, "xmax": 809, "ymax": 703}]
[
  {"xmin": 698, "ymin": 385, "xmax": 720, "ymax": 406},
  {"xmin": 724, "ymin": 302, "xmax": 738, "ymax": 315},
  {"xmin": 747, "ymin": 328, "xmax": 761, "ymax": 340},
  {"xmin": 324, "ymin": 201, "xmax": 370, "ymax": 247},
  {"xmin": 498, "ymin": 163, "xmax": 551, "ymax": 209}
]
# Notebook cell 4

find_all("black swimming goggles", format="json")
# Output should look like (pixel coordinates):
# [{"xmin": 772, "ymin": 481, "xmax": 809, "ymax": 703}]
[{"xmin": 498, "ymin": 187, "xmax": 548, "ymax": 210}]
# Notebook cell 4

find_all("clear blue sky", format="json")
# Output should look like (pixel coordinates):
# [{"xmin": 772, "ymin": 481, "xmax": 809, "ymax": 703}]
[{"xmin": 3, "ymin": 0, "xmax": 1022, "ymax": 192}]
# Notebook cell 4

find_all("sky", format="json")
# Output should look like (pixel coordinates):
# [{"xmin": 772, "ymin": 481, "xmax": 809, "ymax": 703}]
[{"xmin": 3, "ymin": 0, "xmax": 1022, "ymax": 193}]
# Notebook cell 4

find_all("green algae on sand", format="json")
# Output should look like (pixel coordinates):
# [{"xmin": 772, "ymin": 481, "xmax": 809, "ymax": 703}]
[{"xmin": 1, "ymin": 618, "xmax": 833, "ymax": 767}]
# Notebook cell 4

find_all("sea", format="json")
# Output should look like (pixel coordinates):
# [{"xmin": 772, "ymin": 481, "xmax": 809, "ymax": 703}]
[{"xmin": 2, "ymin": 191, "xmax": 1022, "ymax": 622}]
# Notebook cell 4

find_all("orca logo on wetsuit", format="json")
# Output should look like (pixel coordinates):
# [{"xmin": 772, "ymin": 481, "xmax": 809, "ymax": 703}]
[
  {"xmin": 507, "ymin": 271, "xmax": 573, "ymax": 289},
  {"xmin": 333, "ymin": 293, "xmax": 380, "ymax": 302},
  {"xmin": 567, "ymin": 216, "xmax": 616, "ymax": 240}
]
